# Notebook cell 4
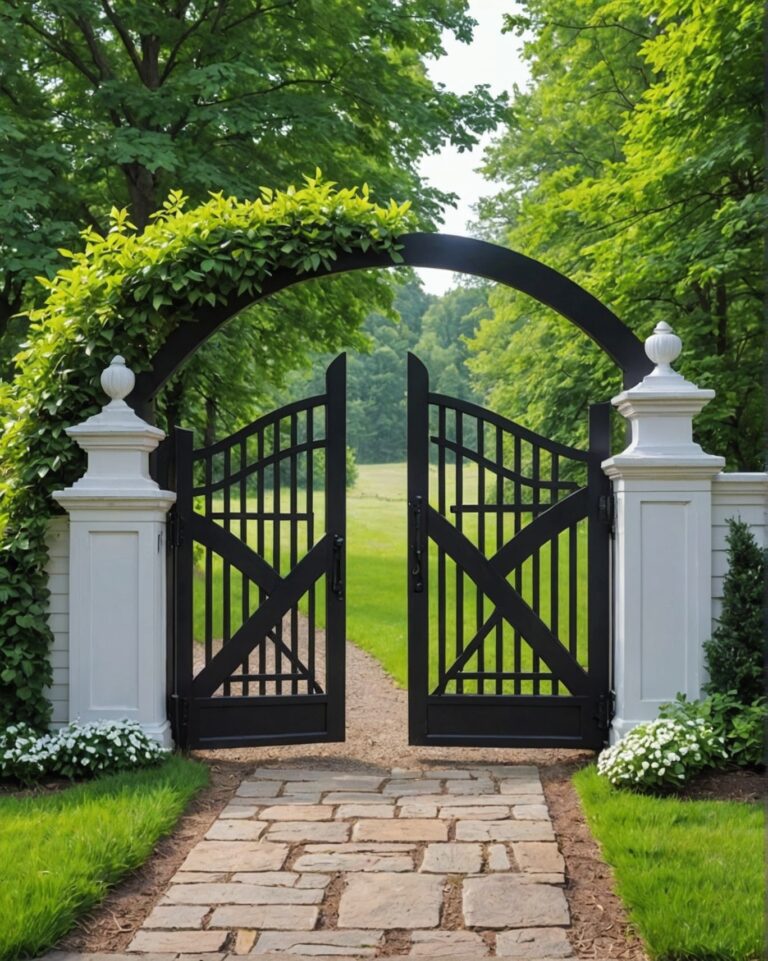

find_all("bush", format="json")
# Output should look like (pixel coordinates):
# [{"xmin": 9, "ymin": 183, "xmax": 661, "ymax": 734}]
[
  {"xmin": 704, "ymin": 517, "xmax": 765, "ymax": 703},
  {"xmin": 0, "ymin": 723, "xmax": 60, "ymax": 783},
  {"xmin": 597, "ymin": 717, "xmax": 726, "ymax": 791},
  {"xmin": 659, "ymin": 692, "xmax": 766, "ymax": 768},
  {"xmin": 0, "ymin": 720, "xmax": 167, "ymax": 784}
]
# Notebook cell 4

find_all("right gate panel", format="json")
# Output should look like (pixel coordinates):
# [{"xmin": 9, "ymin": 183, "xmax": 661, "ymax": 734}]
[{"xmin": 407, "ymin": 353, "xmax": 612, "ymax": 748}]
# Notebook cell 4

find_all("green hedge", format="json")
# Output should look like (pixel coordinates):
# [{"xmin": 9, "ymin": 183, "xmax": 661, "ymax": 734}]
[{"xmin": 0, "ymin": 175, "xmax": 412, "ymax": 728}]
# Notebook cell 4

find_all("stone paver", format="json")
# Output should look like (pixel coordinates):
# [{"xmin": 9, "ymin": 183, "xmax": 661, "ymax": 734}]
[
  {"xmin": 455, "ymin": 819, "xmax": 555, "ymax": 841},
  {"xmin": 266, "ymin": 820, "xmax": 351, "ymax": 842},
  {"xmin": 496, "ymin": 926, "xmax": 574, "ymax": 957},
  {"xmin": 162, "ymin": 882, "xmax": 324, "ymax": 904},
  {"xmin": 255, "ymin": 930, "xmax": 383, "ymax": 956},
  {"xmin": 208, "ymin": 904, "xmax": 319, "ymax": 929},
  {"xmin": 512, "ymin": 841, "xmax": 566, "ymax": 874},
  {"xmin": 204, "ymin": 819, "xmax": 266, "ymax": 840},
  {"xmin": 353, "ymin": 818, "xmax": 448, "ymax": 842},
  {"xmin": 122, "ymin": 765, "xmax": 573, "ymax": 959},
  {"xmin": 420, "ymin": 842, "xmax": 483, "ymax": 874},
  {"xmin": 463, "ymin": 875, "xmax": 570, "ymax": 928},
  {"xmin": 127, "ymin": 931, "xmax": 227, "ymax": 952},
  {"xmin": 337, "ymin": 873, "xmax": 444, "ymax": 928},
  {"xmin": 409, "ymin": 930, "xmax": 490, "ymax": 956},
  {"xmin": 180, "ymin": 840, "xmax": 287, "ymax": 872},
  {"xmin": 141, "ymin": 905, "xmax": 207, "ymax": 929}
]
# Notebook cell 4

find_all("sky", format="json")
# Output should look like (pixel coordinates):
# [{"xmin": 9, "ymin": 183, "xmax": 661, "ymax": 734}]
[{"xmin": 416, "ymin": 1, "xmax": 529, "ymax": 295}]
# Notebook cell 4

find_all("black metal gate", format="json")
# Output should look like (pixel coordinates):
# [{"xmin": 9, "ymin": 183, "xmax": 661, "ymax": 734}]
[
  {"xmin": 407, "ymin": 353, "xmax": 612, "ymax": 748},
  {"xmin": 167, "ymin": 355, "xmax": 346, "ymax": 749}
]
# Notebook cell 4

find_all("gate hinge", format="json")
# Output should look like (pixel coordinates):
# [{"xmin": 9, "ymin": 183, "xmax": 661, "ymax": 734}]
[
  {"xmin": 595, "ymin": 691, "xmax": 615, "ymax": 732},
  {"xmin": 168, "ymin": 509, "xmax": 184, "ymax": 548},
  {"xmin": 169, "ymin": 693, "xmax": 190, "ymax": 744},
  {"xmin": 598, "ymin": 492, "xmax": 615, "ymax": 535}
]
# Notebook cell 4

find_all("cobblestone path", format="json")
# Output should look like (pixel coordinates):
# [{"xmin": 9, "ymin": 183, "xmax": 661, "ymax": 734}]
[{"xmin": 53, "ymin": 763, "xmax": 574, "ymax": 960}]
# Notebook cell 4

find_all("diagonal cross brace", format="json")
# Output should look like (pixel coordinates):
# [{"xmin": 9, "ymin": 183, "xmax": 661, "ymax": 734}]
[
  {"xmin": 428, "ymin": 503, "xmax": 590, "ymax": 696},
  {"xmin": 191, "ymin": 535, "xmax": 330, "ymax": 697},
  {"xmin": 190, "ymin": 512, "xmax": 281, "ymax": 594}
]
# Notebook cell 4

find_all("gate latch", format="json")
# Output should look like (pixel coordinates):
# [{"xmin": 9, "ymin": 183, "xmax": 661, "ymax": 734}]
[
  {"xmin": 411, "ymin": 495, "xmax": 424, "ymax": 593},
  {"xmin": 331, "ymin": 534, "xmax": 344, "ymax": 600}
]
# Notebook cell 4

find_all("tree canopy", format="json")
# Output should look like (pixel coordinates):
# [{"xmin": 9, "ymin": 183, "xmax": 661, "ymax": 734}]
[
  {"xmin": 471, "ymin": 0, "xmax": 763, "ymax": 468},
  {"xmin": 0, "ymin": 0, "xmax": 504, "ymax": 349}
]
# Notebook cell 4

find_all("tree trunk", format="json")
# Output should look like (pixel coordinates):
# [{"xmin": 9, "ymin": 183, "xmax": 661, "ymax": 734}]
[
  {"xmin": 204, "ymin": 395, "xmax": 217, "ymax": 447},
  {"xmin": 121, "ymin": 162, "xmax": 157, "ymax": 231}
]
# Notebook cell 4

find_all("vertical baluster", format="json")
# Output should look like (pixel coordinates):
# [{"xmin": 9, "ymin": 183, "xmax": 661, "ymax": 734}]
[
  {"xmin": 240, "ymin": 438, "xmax": 249, "ymax": 696},
  {"xmin": 531, "ymin": 444, "xmax": 540, "ymax": 695},
  {"xmin": 437, "ymin": 405, "xmax": 446, "ymax": 692},
  {"xmin": 550, "ymin": 453, "xmax": 559, "ymax": 695},
  {"xmin": 513, "ymin": 434, "xmax": 522, "ymax": 694},
  {"xmin": 273, "ymin": 419, "xmax": 282, "ymax": 695},
  {"xmin": 476, "ymin": 416, "xmax": 485, "ymax": 694},
  {"xmin": 222, "ymin": 446, "xmax": 231, "ymax": 697},
  {"xmin": 455, "ymin": 409, "xmax": 464, "ymax": 695},
  {"xmin": 495, "ymin": 426, "xmax": 504, "ymax": 695},
  {"xmin": 290, "ymin": 413, "xmax": 299, "ymax": 695},
  {"xmin": 307, "ymin": 407, "xmax": 315, "ymax": 693},
  {"xmin": 204, "ymin": 454, "xmax": 213, "ymax": 669},
  {"xmin": 257, "ymin": 428, "xmax": 266, "ymax": 695},
  {"xmin": 569, "ymin": 519, "xmax": 578, "ymax": 660}
]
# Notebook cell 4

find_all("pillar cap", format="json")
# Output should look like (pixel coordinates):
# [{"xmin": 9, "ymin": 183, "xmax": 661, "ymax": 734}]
[{"xmin": 66, "ymin": 355, "xmax": 164, "ymax": 444}]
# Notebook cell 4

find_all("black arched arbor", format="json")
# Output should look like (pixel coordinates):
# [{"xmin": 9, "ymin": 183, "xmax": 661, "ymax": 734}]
[
  {"xmin": 134, "ymin": 233, "xmax": 650, "ymax": 412},
  {"xmin": 156, "ymin": 233, "xmax": 649, "ymax": 751}
]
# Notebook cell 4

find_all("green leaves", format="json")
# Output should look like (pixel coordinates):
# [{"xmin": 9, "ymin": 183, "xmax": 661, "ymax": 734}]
[
  {"xmin": 473, "ymin": 0, "xmax": 763, "ymax": 468},
  {"xmin": 0, "ymin": 178, "xmax": 413, "ymax": 729}
]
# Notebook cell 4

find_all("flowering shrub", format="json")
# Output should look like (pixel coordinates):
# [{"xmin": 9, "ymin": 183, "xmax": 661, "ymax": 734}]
[
  {"xmin": 659, "ymin": 692, "xmax": 766, "ymax": 768},
  {"xmin": 0, "ymin": 722, "xmax": 60, "ymax": 783},
  {"xmin": 0, "ymin": 719, "xmax": 167, "ymax": 784},
  {"xmin": 597, "ymin": 717, "xmax": 726, "ymax": 791}
]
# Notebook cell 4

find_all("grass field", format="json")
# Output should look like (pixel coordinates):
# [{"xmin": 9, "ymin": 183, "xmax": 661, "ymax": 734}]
[
  {"xmin": 0, "ymin": 757, "xmax": 207, "ymax": 960},
  {"xmin": 192, "ymin": 462, "xmax": 590, "ymax": 690},
  {"xmin": 574, "ymin": 766, "xmax": 765, "ymax": 960}
]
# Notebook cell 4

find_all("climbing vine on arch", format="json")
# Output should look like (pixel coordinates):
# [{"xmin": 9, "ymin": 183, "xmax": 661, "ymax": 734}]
[{"xmin": 0, "ymin": 176, "xmax": 413, "ymax": 728}]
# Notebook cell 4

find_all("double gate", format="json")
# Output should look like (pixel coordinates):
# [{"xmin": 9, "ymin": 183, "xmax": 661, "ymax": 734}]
[{"xmin": 165, "ymin": 354, "xmax": 612, "ymax": 749}]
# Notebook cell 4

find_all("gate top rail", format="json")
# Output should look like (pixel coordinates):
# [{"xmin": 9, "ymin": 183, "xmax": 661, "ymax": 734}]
[
  {"xmin": 192, "ymin": 393, "xmax": 326, "ymax": 458},
  {"xmin": 428, "ymin": 391, "xmax": 593, "ymax": 463}
]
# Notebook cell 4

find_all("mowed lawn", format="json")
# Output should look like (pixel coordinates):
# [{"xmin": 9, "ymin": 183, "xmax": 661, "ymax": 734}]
[
  {"xmin": 192, "ymin": 462, "xmax": 590, "ymax": 690},
  {"xmin": 574, "ymin": 767, "xmax": 765, "ymax": 961},
  {"xmin": 0, "ymin": 757, "xmax": 207, "ymax": 961}
]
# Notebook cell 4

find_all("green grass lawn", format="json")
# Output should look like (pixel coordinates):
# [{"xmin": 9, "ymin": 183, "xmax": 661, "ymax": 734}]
[
  {"xmin": 573, "ymin": 766, "xmax": 765, "ymax": 961},
  {"xmin": 0, "ymin": 756, "xmax": 207, "ymax": 961},
  {"xmin": 193, "ymin": 462, "xmax": 589, "ymax": 691}
]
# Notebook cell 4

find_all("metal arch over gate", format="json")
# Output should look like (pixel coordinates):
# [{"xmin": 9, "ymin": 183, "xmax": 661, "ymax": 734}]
[
  {"xmin": 167, "ymin": 355, "xmax": 346, "ymax": 749},
  {"xmin": 407, "ymin": 354, "xmax": 612, "ymax": 748}
]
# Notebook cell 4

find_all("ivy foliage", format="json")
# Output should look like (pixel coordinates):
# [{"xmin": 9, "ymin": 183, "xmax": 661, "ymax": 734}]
[{"xmin": 0, "ymin": 176, "xmax": 413, "ymax": 729}]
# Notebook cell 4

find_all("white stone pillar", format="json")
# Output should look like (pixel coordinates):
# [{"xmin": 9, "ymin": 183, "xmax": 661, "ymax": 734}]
[
  {"xmin": 603, "ymin": 323, "xmax": 725, "ymax": 741},
  {"xmin": 54, "ymin": 356, "xmax": 175, "ymax": 746}
]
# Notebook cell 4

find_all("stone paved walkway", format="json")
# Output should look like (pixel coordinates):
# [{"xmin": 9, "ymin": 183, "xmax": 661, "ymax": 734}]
[{"xmin": 56, "ymin": 763, "xmax": 574, "ymax": 960}]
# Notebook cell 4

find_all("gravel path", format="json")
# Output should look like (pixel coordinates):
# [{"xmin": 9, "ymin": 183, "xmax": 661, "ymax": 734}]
[{"xmin": 194, "ymin": 621, "xmax": 590, "ymax": 771}]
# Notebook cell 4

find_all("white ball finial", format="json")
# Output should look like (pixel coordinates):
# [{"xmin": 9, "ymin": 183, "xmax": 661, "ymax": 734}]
[
  {"xmin": 100, "ymin": 355, "xmax": 135, "ymax": 403},
  {"xmin": 645, "ymin": 321, "xmax": 682, "ymax": 376}
]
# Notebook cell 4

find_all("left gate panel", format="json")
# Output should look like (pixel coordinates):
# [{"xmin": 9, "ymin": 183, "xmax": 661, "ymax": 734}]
[{"xmin": 163, "ymin": 355, "xmax": 346, "ymax": 748}]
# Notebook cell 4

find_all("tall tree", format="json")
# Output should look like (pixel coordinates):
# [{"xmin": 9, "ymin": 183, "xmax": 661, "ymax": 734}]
[
  {"xmin": 471, "ymin": 0, "xmax": 763, "ymax": 468},
  {"xmin": 0, "ymin": 0, "xmax": 504, "ymax": 369},
  {"xmin": 414, "ymin": 283, "xmax": 490, "ymax": 401}
]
